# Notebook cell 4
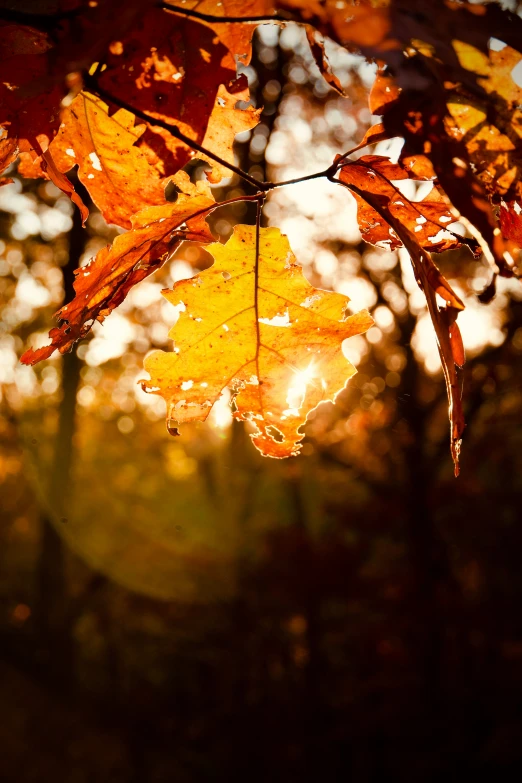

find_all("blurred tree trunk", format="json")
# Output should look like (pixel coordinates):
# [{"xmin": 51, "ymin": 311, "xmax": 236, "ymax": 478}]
[
  {"xmin": 400, "ymin": 317, "xmax": 457, "ymax": 715},
  {"xmin": 35, "ymin": 189, "xmax": 87, "ymax": 686}
]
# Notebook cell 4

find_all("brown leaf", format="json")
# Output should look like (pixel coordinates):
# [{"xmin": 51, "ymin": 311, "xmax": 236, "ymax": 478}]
[
  {"xmin": 0, "ymin": 136, "xmax": 18, "ymax": 177},
  {"xmin": 305, "ymin": 26, "xmax": 345, "ymax": 96},
  {"xmin": 0, "ymin": 2, "xmax": 157, "ymax": 180},
  {"xmin": 99, "ymin": 12, "xmax": 236, "ymax": 139},
  {"xmin": 337, "ymin": 159, "xmax": 466, "ymax": 473},
  {"xmin": 98, "ymin": 10, "xmax": 260, "ymax": 185},
  {"xmin": 500, "ymin": 201, "xmax": 522, "ymax": 247},
  {"xmin": 39, "ymin": 148, "xmax": 89, "ymax": 225},
  {"xmin": 165, "ymin": 0, "xmax": 270, "ymax": 66},
  {"xmin": 0, "ymin": 22, "xmax": 63, "ymax": 161},
  {"xmin": 337, "ymin": 155, "xmax": 470, "ymax": 259}
]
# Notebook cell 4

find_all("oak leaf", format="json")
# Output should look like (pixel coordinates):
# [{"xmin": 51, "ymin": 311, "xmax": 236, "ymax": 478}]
[
  {"xmin": 338, "ymin": 155, "xmax": 473, "ymax": 256},
  {"xmin": 164, "ymin": 0, "xmax": 271, "ymax": 67},
  {"xmin": 0, "ymin": 3, "xmax": 153, "ymax": 179},
  {"xmin": 446, "ymin": 41, "xmax": 522, "ymax": 204},
  {"xmin": 142, "ymin": 225, "xmax": 373, "ymax": 458},
  {"xmin": 100, "ymin": 12, "xmax": 237, "ymax": 140},
  {"xmin": 305, "ymin": 26, "xmax": 345, "ymax": 96},
  {"xmin": 21, "ymin": 173, "xmax": 216, "ymax": 365},
  {"xmin": 98, "ymin": 9, "xmax": 260, "ymax": 187},
  {"xmin": 0, "ymin": 22, "xmax": 63, "ymax": 161},
  {"xmin": 337, "ymin": 160, "xmax": 466, "ymax": 474},
  {"xmin": 47, "ymin": 92, "xmax": 174, "ymax": 229}
]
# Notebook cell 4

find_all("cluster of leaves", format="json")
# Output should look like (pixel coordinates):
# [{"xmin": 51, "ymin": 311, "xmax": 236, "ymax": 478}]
[{"xmin": 1, "ymin": 0, "xmax": 522, "ymax": 472}]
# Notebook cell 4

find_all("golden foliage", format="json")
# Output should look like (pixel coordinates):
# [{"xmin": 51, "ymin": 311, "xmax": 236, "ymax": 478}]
[{"xmin": 143, "ymin": 225, "xmax": 373, "ymax": 457}]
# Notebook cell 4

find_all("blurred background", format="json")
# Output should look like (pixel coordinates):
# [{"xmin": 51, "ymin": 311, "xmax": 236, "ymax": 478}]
[{"xmin": 2, "ymin": 22, "xmax": 522, "ymax": 782}]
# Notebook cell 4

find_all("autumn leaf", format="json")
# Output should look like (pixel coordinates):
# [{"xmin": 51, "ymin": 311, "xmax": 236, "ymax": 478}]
[
  {"xmin": 337, "ymin": 155, "xmax": 475, "ymax": 257},
  {"xmin": 164, "ymin": 0, "xmax": 271, "ymax": 67},
  {"xmin": 47, "ymin": 91, "xmax": 175, "ymax": 229},
  {"xmin": 0, "ymin": 136, "xmax": 18, "ymax": 179},
  {"xmin": 142, "ymin": 225, "xmax": 373, "ymax": 458},
  {"xmin": 500, "ymin": 201, "xmax": 522, "ymax": 247},
  {"xmin": 198, "ymin": 81, "xmax": 261, "ymax": 183},
  {"xmin": 305, "ymin": 26, "xmax": 345, "ymax": 96},
  {"xmin": 0, "ymin": 22, "xmax": 63, "ymax": 161},
  {"xmin": 21, "ymin": 173, "xmax": 216, "ymax": 365},
  {"xmin": 99, "ymin": 11, "xmax": 238, "ymax": 140},
  {"xmin": 446, "ymin": 41, "xmax": 522, "ymax": 204},
  {"xmin": 98, "ymin": 9, "xmax": 260, "ymax": 187},
  {"xmin": 320, "ymin": 1, "xmax": 522, "ymax": 270},
  {"xmin": 0, "ymin": 3, "xmax": 153, "ymax": 179},
  {"xmin": 337, "ymin": 160, "xmax": 466, "ymax": 474}
]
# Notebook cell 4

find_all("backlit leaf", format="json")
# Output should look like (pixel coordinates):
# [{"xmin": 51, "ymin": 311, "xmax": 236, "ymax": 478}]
[
  {"xmin": 337, "ymin": 160, "xmax": 466, "ymax": 474},
  {"xmin": 142, "ymin": 225, "xmax": 373, "ymax": 458},
  {"xmin": 47, "ymin": 92, "xmax": 173, "ymax": 229},
  {"xmin": 21, "ymin": 173, "xmax": 216, "ymax": 364},
  {"xmin": 337, "ymin": 155, "xmax": 474, "ymax": 257},
  {"xmin": 164, "ymin": 0, "xmax": 270, "ymax": 66}
]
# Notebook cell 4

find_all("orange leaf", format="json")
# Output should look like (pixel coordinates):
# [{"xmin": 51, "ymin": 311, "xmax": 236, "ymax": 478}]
[
  {"xmin": 337, "ymin": 160, "xmax": 466, "ymax": 473},
  {"xmin": 21, "ymin": 173, "xmax": 216, "ymax": 365}
]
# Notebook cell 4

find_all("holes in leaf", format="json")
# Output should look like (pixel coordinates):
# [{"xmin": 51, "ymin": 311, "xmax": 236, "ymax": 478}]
[{"xmin": 266, "ymin": 425, "xmax": 284, "ymax": 443}]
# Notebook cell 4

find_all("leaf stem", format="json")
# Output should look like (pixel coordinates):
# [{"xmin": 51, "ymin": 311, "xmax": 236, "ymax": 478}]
[{"xmin": 254, "ymin": 193, "xmax": 265, "ymax": 401}]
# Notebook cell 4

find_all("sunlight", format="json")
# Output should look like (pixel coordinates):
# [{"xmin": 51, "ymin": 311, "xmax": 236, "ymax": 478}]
[
  {"xmin": 285, "ymin": 360, "xmax": 317, "ymax": 414},
  {"xmin": 208, "ymin": 388, "xmax": 233, "ymax": 431}
]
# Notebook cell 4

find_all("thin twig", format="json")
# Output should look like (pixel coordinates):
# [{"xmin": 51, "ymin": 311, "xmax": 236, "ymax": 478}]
[
  {"xmin": 85, "ymin": 74, "xmax": 266, "ymax": 192},
  {"xmin": 85, "ymin": 74, "xmax": 352, "ymax": 195},
  {"xmin": 160, "ymin": 2, "xmax": 290, "ymax": 25},
  {"xmin": 333, "ymin": 142, "xmax": 375, "ymax": 168},
  {"xmin": 0, "ymin": 7, "xmax": 79, "ymax": 29},
  {"xmin": 268, "ymin": 166, "xmax": 338, "ymax": 189}
]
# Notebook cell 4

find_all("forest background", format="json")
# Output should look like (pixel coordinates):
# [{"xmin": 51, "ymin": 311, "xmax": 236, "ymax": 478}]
[{"xmin": 2, "ymin": 1, "xmax": 522, "ymax": 781}]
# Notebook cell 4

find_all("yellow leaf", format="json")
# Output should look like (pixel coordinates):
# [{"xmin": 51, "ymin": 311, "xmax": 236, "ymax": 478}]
[
  {"xmin": 143, "ymin": 225, "xmax": 373, "ymax": 458},
  {"xmin": 200, "ymin": 83, "xmax": 261, "ymax": 183},
  {"xmin": 446, "ymin": 41, "xmax": 522, "ymax": 200}
]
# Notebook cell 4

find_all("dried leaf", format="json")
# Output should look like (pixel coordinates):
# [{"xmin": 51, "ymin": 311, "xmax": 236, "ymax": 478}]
[
  {"xmin": 48, "ymin": 92, "xmax": 173, "ymax": 228},
  {"xmin": 143, "ymin": 225, "xmax": 373, "ymax": 457},
  {"xmin": 337, "ymin": 161, "xmax": 466, "ymax": 473},
  {"xmin": 338, "ymin": 155, "xmax": 471, "ymax": 257},
  {"xmin": 305, "ymin": 26, "xmax": 345, "ymax": 95},
  {"xmin": 500, "ymin": 201, "xmax": 522, "ymax": 247},
  {"xmin": 446, "ymin": 41, "xmax": 522, "ymax": 204},
  {"xmin": 165, "ymin": 0, "xmax": 270, "ymax": 66},
  {"xmin": 21, "ymin": 173, "xmax": 216, "ymax": 365},
  {"xmin": 99, "ymin": 11, "xmax": 236, "ymax": 141},
  {"xmin": 0, "ymin": 22, "xmax": 63, "ymax": 159},
  {"xmin": 39, "ymin": 148, "xmax": 89, "ymax": 225},
  {"xmin": 199, "ymin": 82, "xmax": 261, "ymax": 183}
]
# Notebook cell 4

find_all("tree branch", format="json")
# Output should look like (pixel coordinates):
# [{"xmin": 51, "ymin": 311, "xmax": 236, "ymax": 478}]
[
  {"xmin": 0, "ymin": 6, "xmax": 79, "ymax": 29},
  {"xmin": 84, "ymin": 74, "xmax": 350, "ymax": 195},
  {"xmin": 84, "ymin": 74, "xmax": 267, "ymax": 191},
  {"xmin": 160, "ymin": 2, "xmax": 290, "ymax": 25},
  {"xmin": 268, "ymin": 166, "xmax": 338, "ymax": 189}
]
